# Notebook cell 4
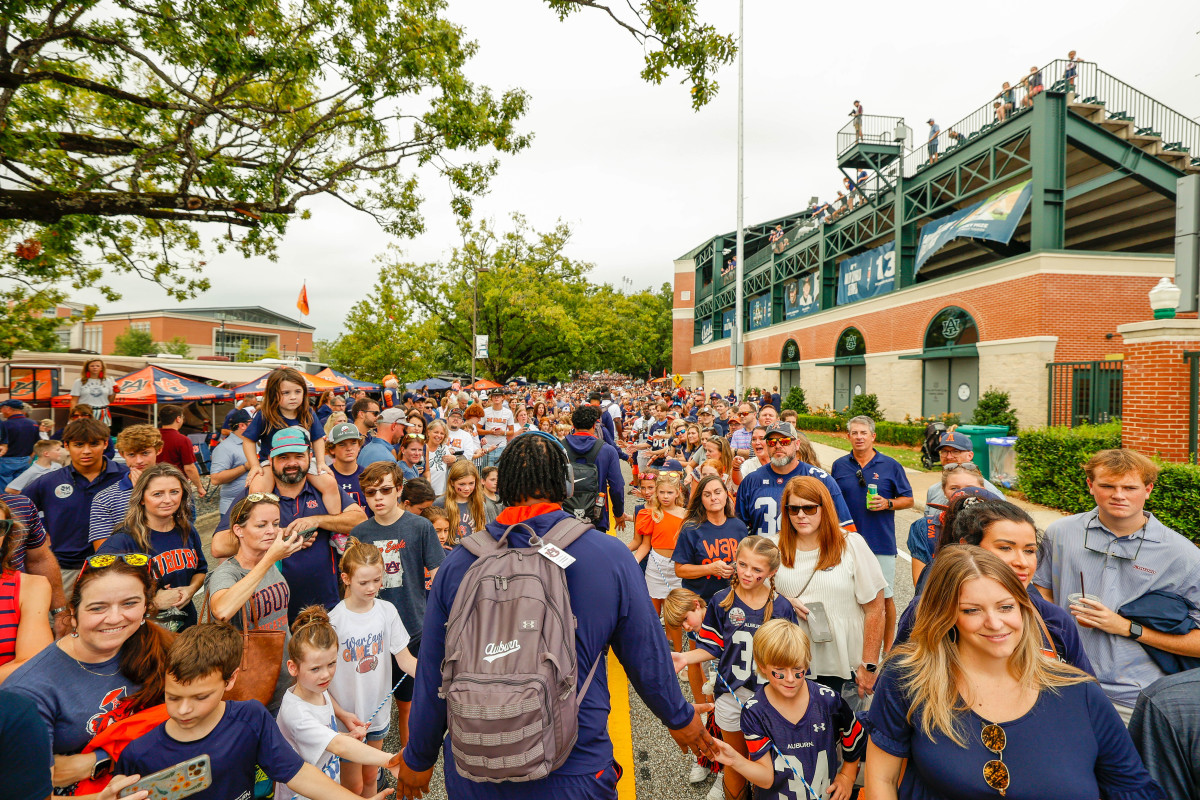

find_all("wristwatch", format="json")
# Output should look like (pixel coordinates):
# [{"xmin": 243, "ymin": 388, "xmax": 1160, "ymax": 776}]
[
  {"xmin": 49, "ymin": 606, "xmax": 67, "ymax": 618},
  {"xmin": 1129, "ymin": 622, "xmax": 1144, "ymax": 640},
  {"xmin": 862, "ymin": 663, "xmax": 878, "ymax": 673},
  {"xmin": 91, "ymin": 753, "xmax": 113, "ymax": 780},
  {"xmin": 887, "ymin": 499, "xmax": 894, "ymax": 510}
]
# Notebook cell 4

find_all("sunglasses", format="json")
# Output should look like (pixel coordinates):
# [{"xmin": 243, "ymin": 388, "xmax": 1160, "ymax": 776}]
[
  {"xmin": 765, "ymin": 437, "xmax": 794, "ymax": 448},
  {"xmin": 944, "ymin": 462, "xmax": 982, "ymax": 473},
  {"xmin": 363, "ymin": 485, "xmax": 397, "ymax": 497},
  {"xmin": 405, "ymin": 434, "xmax": 426, "ymax": 440},
  {"xmin": 855, "ymin": 468, "xmax": 866, "ymax": 488},
  {"xmin": 0, "ymin": 519, "xmax": 13, "ymax": 536},
  {"xmin": 247, "ymin": 492, "xmax": 280, "ymax": 503},
  {"xmin": 84, "ymin": 553, "xmax": 150, "ymax": 571},
  {"xmin": 769, "ymin": 667, "xmax": 806, "ymax": 681},
  {"xmin": 785, "ymin": 503, "xmax": 821, "ymax": 517},
  {"xmin": 981, "ymin": 722, "xmax": 1010, "ymax": 795}
]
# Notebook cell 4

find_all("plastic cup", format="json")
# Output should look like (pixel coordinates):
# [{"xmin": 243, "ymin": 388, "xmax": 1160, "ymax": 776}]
[{"xmin": 1067, "ymin": 592, "xmax": 1102, "ymax": 607}]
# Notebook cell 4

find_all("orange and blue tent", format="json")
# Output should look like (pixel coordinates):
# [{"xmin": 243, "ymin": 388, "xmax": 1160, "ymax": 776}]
[
  {"xmin": 316, "ymin": 368, "xmax": 381, "ymax": 392},
  {"xmin": 228, "ymin": 370, "xmax": 347, "ymax": 398},
  {"xmin": 51, "ymin": 366, "xmax": 234, "ymax": 407}
]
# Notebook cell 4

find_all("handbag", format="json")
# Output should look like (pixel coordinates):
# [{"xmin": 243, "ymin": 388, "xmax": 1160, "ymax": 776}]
[{"xmin": 201, "ymin": 591, "xmax": 285, "ymax": 706}]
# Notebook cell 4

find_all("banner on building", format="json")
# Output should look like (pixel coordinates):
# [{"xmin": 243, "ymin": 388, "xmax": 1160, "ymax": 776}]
[
  {"xmin": 836, "ymin": 241, "xmax": 896, "ymax": 305},
  {"xmin": 700, "ymin": 318, "xmax": 714, "ymax": 344},
  {"xmin": 915, "ymin": 180, "xmax": 1033, "ymax": 275},
  {"xmin": 722, "ymin": 309, "xmax": 735, "ymax": 339},
  {"xmin": 783, "ymin": 272, "xmax": 821, "ymax": 319},
  {"xmin": 474, "ymin": 335, "xmax": 489, "ymax": 359},
  {"xmin": 748, "ymin": 294, "xmax": 771, "ymax": 331}
]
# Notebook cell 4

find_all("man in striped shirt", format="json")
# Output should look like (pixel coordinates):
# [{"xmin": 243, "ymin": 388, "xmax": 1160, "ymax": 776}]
[{"xmin": 87, "ymin": 425, "xmax": 162, "ymax": 550}]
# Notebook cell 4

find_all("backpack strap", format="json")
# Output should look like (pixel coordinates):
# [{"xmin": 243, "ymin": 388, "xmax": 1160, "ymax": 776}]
[
  {"xmin": 580, "ymin": 438, "xmax": 604, "ymax": 465},
  {"xmin": 532, "ymin": 517, "xmax": 593, "ymax": 550},
  {"xmin": 577, "ymin": 646, "xmax": 606, "ymax": 701},
  {"xmin": 460, "ymin": 522, "xmax": 538, "ymax": 557}
]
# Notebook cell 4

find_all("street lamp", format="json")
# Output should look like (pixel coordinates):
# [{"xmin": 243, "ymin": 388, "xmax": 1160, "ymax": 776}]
[
  {"xmin": 471, "ymin": 265, "xmax": 490, "ymax": 387},
  {"xmin": 1149, "ymin": 277, "xmax": 1182, "ymax": 319}
]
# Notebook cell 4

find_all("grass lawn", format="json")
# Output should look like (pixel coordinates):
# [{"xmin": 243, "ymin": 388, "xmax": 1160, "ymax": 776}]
[{"xmin": 800, "ymin": 430, "xmax": 931, "ymax": 472}]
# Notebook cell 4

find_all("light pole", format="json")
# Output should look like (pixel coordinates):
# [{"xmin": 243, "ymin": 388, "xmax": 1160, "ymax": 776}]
[{"xmin": 732, "ymin": 0, "xmax": 745, "ymax": 401}]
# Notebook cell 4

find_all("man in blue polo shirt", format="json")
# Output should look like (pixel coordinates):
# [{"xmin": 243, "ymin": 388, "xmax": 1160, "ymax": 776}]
[
  {"xmin": 212, "ymin": 428, "xmax": 367, "ymax": 621},
  {"xmin": 0, "ymin": 400, "xmax": 39, "ymax": 489},
  {"xmin": 831, "ymin": 415, "xmax": 913, "ymax": 653},
  {"xmin": 25, "ymin": 416, "xmax": 126, "ymax": 596}
]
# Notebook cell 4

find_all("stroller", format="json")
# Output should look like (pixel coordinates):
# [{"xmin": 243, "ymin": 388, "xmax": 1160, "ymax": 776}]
[{"xmin": 919, "ymin": 421, "xmax": 948, "ymax": 469}]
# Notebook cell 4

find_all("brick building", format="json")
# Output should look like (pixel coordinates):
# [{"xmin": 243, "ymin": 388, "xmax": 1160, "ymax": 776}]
[
  {"xmin": 81, "ymin": 306, "xmax": 314, "ymax": 360},
  {"xmin": 673, "ymin": 59, "xmax": 1196, "ymax": 429}
]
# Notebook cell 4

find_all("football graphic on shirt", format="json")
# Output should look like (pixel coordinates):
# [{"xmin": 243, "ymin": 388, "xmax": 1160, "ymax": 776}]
[{"xmin": 357, "ymin": 654, "xmax": 379, "ymax": 674}]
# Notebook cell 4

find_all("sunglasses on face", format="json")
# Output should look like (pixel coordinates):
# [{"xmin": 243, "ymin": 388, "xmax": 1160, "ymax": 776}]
[
  {"xmin": 364, "ymin": 485, "xmax": 397, "ymax": 497},
  {"xmin": 785, "ymin": 503, "xmax": 821, "ymax": 517},
  {"xmin": 765, "ymin": 437, "xmax": 793, "ymax": 448},
  {"xmin": 981, "ymin": 722, "xmax": 1010, "ymax": 795},
  {"xmin": 84, "ymin": 553, "xmax": 150, "ymax": 572},
  {"xmin": 769, "ymin": 667, "xmax": 806, "ymax": 681}
]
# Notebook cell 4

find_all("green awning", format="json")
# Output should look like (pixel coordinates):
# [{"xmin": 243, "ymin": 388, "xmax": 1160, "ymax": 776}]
[
  {"xmin": 764, "ymin": 362, "xmax": 801, "ymax": 371},
  {"xmin": 814, "ymin": 356, "xmax": 866, "ymax": 367},
  {"xmin": 898, "ymin": 344, "xmax": 979, "ymax": 360}
]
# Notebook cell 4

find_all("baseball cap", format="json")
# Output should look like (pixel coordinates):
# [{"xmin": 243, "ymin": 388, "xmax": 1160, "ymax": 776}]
[
  {"xmin": 447, "ymin": 406, "xmax": 463, "ymax": 419},
  {"xmin": 270, "ymin": 427, "xmax": 310, "ymax": 458},
  {"xmin": 226, "ymin": 408, "xmax": 252, "ymax": 426},
  {"xmin": 698, "ymin": 406, "xmax": 714, "ymax": 415},
  {"xmin": 377, "ymin": 408, "xmax": 412, "ymax": 426},
  {"xmin": 660, "ymin": 459, "xmax": 685, "ymax": 475},
  {"xmin": 490, "ymin": 388, "xmax": 505, "ymax": 397},
  {"xmin": 765, "ymin": 421, "xmax": 799, "ymax": 439},
  {"xmin": 927, "ymin": 485, "xmax": 1004, "ymax": 512},
  {"xmin": 588, "ymin": 391, "xmax": 602, "ymax": 402},
  {"xmin": 938, "ymin": 431, "xmax": 973, "ymax": 452},
  {"xmin": 327, "ymin": 422, "xmax": 363, "ymax": 445},
  {"xmin": 1, "ymin": 399, "xmax": 24, "ymax": 409}
]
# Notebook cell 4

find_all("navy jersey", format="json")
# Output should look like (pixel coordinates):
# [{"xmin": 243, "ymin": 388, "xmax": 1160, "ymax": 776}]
[
  {"xmin": 696, "ymin": 588, "xmax": 797, "ymax": 698},
  {"xmin": 734, "ymin": 462, "xmax": 856, "ymax": 539},
  {"xmin": 741, "ymin": 682, "xmax": 866, "ymax": 800}
]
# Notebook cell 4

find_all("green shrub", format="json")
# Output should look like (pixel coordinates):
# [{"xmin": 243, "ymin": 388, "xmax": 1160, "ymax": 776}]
[
  {"xmin": 1147, "ymin": 462, "xmax": 1200, "ymax": 542},
  {"xmin": 782, "ymin": 386, "xmax": 808, "ymax": 414},
  {"xmin": 847, "ymin": 393, "xmax": 884, "ymax": 421},
  {"xmin": 1013, "ymin": 423, "xmax": 1122, "ymax": 512},
  {"xmin": 971, "ymin": 388, "xmax": 1020, "ymax": 433},
  {"xmin": 792, "ymin": 414, "xmax": 925, "ymax": 447}
]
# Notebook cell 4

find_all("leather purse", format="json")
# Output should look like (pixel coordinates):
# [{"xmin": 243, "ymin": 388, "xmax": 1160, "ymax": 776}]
[{"xmin": 201, "ymin": 593, "xmax": 285, "ymax": 706}]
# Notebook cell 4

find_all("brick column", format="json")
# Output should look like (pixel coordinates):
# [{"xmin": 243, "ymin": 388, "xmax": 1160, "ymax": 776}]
[
  {"xmin": 671, "ymin": 258, "xmax": 694, "ymax": 378},
  {"xmin": 1117, "ymin": 319, "xmax": 1200, "ymax": 461}
]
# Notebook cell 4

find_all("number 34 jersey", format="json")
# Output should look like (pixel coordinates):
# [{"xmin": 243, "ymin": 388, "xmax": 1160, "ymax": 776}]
[
  {"xmin": 741, "ymin": 682, "xmax": 866, "ymax": 800},
  {"xmin": 696, "ymin": 589, "xmax": 798, "ymax": 698}
]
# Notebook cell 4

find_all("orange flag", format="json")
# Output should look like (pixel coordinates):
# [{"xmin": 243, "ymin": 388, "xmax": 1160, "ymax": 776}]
[{"xmin": 297, "ymin": 283, "xmax": 310, "ymax": 316}]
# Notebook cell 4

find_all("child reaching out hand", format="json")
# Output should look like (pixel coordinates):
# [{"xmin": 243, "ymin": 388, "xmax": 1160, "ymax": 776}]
[{"xmin": 710, "ymin": 618, "xmax": 865, "ymax": 800}]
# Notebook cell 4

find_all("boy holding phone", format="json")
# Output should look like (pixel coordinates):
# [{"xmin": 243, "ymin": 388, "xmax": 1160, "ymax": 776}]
[{"xmin": 115, "ymin": 624, "xmax": 394, "ymax": 800}]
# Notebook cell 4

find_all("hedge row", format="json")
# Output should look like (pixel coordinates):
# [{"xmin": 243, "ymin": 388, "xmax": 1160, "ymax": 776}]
[
  {"xmin": 793, "ymin": 414, "xmax": 926, "ymax": 447},
  {"xmin": 1014, "ymin": 422, "xmax": 1200, "ymax": 541}
]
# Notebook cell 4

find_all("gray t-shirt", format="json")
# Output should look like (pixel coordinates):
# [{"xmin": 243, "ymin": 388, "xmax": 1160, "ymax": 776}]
[
  {"xmin": 210, "ymin": 434, "xmax": 250, "ymax": 515},
  {"xmin": 206, "ymin": 556, "xmax": 291, "ymax": 712},
  {"xmin": 1129, "ymin": 668, "xmax": 1200, "ymax": 800},
  {"xmin": 349, "ymin": 513, "xmax": 445, "ymax": 644}
]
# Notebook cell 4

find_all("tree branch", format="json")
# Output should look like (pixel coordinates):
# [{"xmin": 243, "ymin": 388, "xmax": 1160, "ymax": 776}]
[{"xmin": 0, "ymin": 189, "xmax": 282, "ymax": 223}]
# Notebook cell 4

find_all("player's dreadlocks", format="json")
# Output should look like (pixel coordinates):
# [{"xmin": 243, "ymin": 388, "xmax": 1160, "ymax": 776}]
[{"xmin": 497, "ymin": 432, "xmax": 569, "ymax": 506}]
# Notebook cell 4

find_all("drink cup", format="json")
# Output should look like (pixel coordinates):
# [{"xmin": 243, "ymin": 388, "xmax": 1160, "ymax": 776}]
[
  {"xmin": 1068, "ymin": 592, "xmax": 1102, "ymax": 606},
  {"xmin": 867, "ymin": 483, "xmax": 878, "ymax": 507}
]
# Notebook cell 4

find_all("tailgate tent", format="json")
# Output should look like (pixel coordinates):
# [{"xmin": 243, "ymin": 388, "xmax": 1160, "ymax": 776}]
[
  {"xmin": 316, "ymin": 368, "xmax": 382, "ymax": 392},
  {"xmin": 406, "ymin": 377, "xmax": 454, "ymax": 392},
  {"xmin": 229, "ymin": 370, "xmax": 347, "ymax": 398},
  {"xmin": 52, "ymin": 366, "xmax": 234, "ymax": 408}
]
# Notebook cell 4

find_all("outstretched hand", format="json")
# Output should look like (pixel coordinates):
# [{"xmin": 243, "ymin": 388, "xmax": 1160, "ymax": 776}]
[
  {"xmin": 668, "ymin": 705, "xmax": 717, "ymax": 760},
  {"xmin": 389, "ymin": 750, "xmax": 433, "ymax": 800}
]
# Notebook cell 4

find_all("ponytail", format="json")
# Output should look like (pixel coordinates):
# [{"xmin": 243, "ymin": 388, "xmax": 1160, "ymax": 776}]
[{"xmin": 288, "ymin": 605, "xmax": 339, "ymax": 665}]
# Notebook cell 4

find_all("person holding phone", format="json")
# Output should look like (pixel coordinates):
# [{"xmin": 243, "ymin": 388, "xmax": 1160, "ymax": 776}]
[{"xmin": 774, "ymin": 476, "xmax": 886, "ymax": 699}]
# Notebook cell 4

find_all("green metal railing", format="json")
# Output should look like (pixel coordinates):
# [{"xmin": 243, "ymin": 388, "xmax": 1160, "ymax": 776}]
[
  {"xmin": 1186, "ymin": 351, "xmax": 1199, "ymax": 464},
  {"xmin": 1047, "ymin": 360, "xmax": 1123, "ymax": 427}
]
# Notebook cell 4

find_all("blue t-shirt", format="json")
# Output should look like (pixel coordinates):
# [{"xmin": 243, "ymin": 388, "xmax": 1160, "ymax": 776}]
[
  {"xmin": 696, "ymin": 589, "xmax": 797, "ymax": 699},
  {"xmin": 6, "ymin": 643, "xmax": 140, "ymax": 761},
  {"xmin": 357, "ymin": 436, "xmax": 398, "ymax": 468},
  {"xmin": 735, "ymin": 462, "xmax": 855, "ymax": 540},
  {"xmin": 865, "ymin": 663, "xmax": 1160, "ymax": 800},
  {"xmin": 741, "ymin": 681, "xmax": 866, "ymax": 800},
  {"xmin": 117, "ymin": 700, "xmax": 305, "ymax": 800},
  {"xmin": 0, "ymin": 689, "xmax": 53, "ymax": 800},
  {"xmin": 906, "ymin": 515, "xmax": 936, "ymax": 566},
  {"xmin": 671, "ymin": 517, "xmax": 748, "ymax": 601},
  {"xmin": 830, "ymin": 451, "xmax": 912, "ymax": 556},
  {"xmin": 243, "ymin": 410, "xmax": 325, "ymax": 461},
  {"xmin": 399, "ymin": 461, "xmax": 420, "ymax": 481},
  {"xmin": 98, "ymin": 525, "xmax": 208, "ymax": 628}
]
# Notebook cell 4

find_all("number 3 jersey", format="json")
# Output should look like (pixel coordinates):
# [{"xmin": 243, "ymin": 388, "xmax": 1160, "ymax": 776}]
[
  {"xmin": 741, "ymin": 681, "xmax": 866, "ymax": 800},
  {"xmin": 696, "ymin": 588, "xmax": 797, "ymax": 698},
  {"xmin": 734, "ymin": 463, "xmax": 856, "ymax": 540}
]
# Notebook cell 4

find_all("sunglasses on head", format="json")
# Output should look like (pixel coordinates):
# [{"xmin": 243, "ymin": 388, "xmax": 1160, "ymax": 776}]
[
  {"xmin": 769, "ymin": 667, "xmax": 806, "ymax": 681},
  {"xmin": 83, "ymin": 553, "xmax": 150, "ymax": 572},
  {"xmin": 406, "ymin": 434, "xmax": 426, "ymax": 440},
  {"xmin": 981, "ymin": 722, "xmax": 1010, "ymax": 795},
  {"xmin": 363, "ymin": 485, "xmax": 397, "ymax": 497},
  {"xmin": 785, "ymin": 503, "xmax": 821, "ymax": 517},
  {"xmin": 944, "ymin": 462, "xmax": 982, "ymax": 473}
]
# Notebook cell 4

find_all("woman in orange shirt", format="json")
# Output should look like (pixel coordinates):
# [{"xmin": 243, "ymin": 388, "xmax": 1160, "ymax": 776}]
[{"xmin": 634, "ymin": 465, "xmax": 688, "ymax": 654}]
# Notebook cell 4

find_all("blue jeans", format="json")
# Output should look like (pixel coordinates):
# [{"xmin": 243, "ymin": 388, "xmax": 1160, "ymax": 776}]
[
  {"xmin": 481, "ymin": 443, "xmax": 505, "ymax": 468},
  {"xmin": 0, "ymin": 456, "xmax": 30, "ymax": 491}
]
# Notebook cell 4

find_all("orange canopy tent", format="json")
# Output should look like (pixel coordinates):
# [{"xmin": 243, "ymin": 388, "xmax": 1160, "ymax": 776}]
[
  {"xmin": 315, "ymin": 368, "xmax": 382, "ymax": 392},
  {"xmin": 472, "ymin": 379, "xmax": 502, "ymax": 390},
  {"xmin": 51, "ymin": 366, "xmax": 234, "ymax": 408},
  {"xmin": 228, "ymin": 370, "xmax": 347, "ymax": 398}
]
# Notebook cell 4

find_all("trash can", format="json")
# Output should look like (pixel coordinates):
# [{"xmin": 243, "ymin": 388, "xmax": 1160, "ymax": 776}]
[
  {"xmin": 955, "ymin": 425, "xmax": 1010, "ymax": 481},
  {"xmin": 986, "ymin": 436, "xmax": 1018, "ymax": 489}
]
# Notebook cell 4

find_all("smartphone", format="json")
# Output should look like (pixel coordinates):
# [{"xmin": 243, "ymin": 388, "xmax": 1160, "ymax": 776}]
[
  {"xmin": 806, "ymin": 601, "xmax": 834, "ymax": 643},
  {"xmin": 295, "ymin": 527, "xmax": 319, "ymax": 541},
  {"xmin": 118, "ymin": 755, "xmax": 211, "ymax": 800}
]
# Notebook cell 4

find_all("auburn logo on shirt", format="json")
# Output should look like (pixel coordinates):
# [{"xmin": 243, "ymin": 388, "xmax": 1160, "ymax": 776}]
[{"xmin": 306, "ymin": 500, "xmax": 319, "ymax": 509}]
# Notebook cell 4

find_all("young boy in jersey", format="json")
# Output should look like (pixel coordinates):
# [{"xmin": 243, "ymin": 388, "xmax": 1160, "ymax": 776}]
[
  {"xmin": 115, "ymin": 623, "xmax": 392, "ymax": 800},
  {"xmin": 711, "ymin": 618, "xmax": 865, "ymax": 800}
]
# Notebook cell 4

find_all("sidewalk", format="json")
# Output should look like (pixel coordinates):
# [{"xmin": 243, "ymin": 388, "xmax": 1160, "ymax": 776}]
[{"xmin": 808, "ymin": 440, "xmax": 1066, "ymax": 529}]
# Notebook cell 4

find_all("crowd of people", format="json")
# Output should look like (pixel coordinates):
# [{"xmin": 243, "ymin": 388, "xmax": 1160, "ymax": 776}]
[{"xmin": 0, "ymin": 368, "xmax": 1194, "ymax": 800}]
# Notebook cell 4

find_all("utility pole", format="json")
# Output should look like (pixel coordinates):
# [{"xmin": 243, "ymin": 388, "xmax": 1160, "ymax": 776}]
[{"xmin": 732, "ymin": 0, "xmax": 745, "ymax": 401}]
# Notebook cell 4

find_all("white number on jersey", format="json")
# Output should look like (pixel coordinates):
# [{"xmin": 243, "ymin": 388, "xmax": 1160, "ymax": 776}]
[
  {"xmin": 730, "ymin": 630, "xmax": 754, "ymax": 681},
  {"xmin": 753, "ymin": 496, "xmax": 779, "ymax": 538},
  {"xmin": 772, "ymin": 750, "xmax": 830, "ymax": 800}
]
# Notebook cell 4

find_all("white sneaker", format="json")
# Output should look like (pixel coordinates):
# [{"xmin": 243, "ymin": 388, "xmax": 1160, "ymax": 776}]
[
  {"xmin": 689, "ymin": 763, "xmax": 710, "ymax": 784},
  {"xmin": 706, "ymin": 773, "xmax": 725, "ymax": 800}
]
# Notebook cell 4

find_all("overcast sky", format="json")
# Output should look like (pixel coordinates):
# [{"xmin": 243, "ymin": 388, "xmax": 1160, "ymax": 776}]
[{"xmin": 82, "ymin": 0, "xmax": 1200, "ymax": 341}]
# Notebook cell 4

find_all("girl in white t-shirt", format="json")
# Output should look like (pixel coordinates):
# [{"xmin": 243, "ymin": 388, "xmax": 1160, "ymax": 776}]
[
  {"xmin": 328, "ymin": 539, "xmax": 418, "ymax": 795},
  {"xmin": 276, "ymin": 605, "xmax": 404, "ymax": 800}
]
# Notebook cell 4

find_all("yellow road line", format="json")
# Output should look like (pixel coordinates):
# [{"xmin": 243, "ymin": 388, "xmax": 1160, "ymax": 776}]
[{"xmin": 607, "ymin": 648, "xmax": 637, "ymax": 799}]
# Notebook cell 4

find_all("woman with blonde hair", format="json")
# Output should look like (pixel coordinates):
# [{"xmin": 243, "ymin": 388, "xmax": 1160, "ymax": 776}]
[
  {"xmin": 774, "ymin": 476, "xmax": 885, "ymax": 696},
  {"xmin": 864, "ymin": 545, "xmax": 1159, "ymax": 800}
]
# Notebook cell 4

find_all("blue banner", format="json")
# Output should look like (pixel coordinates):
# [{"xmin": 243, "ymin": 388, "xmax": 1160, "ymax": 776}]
[
  {"xmin": 722, "ymin": 309, "xmax": 735, "ymax": 339},
  {"xmin": 836, "ymin": 241, "xmax": 895, "ymax": 305},
  {"xmin": 783, "ymin": 273, "xmax": 820, "ymax": 319},
  {"xmin": 700, "ymin": 318, "xmax": 713, "ymax": 344},
  {"xmin": 748, "ymin": 294, "xmax": 771, "ymax": 331},
  {"xmin": 915, "ymin": 180, "xmax": 1033, "ymax": 275}
]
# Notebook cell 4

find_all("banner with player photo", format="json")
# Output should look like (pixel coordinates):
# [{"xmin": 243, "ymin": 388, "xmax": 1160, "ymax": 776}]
[
  {"xmin": 836, "ymin": 241, "xmax": 896, "ymax": 305},
  {"xmin": 915, "ymin": 180, "xmax": 1033, "ymax": 275},
  {"xmin": 783, "ymin": 272, "xmax": 820, "ymax": 319}
]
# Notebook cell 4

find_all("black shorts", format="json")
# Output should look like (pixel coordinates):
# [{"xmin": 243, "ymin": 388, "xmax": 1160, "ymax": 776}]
[{"xmin": 393, "ymin": 638, "xmax": 421, "ymax": 703}]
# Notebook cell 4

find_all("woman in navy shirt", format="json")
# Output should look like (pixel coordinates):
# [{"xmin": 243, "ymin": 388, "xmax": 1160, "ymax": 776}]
[{"xmin": 865, "ymin": 546, "xmax": 1160, "ymax": 800}]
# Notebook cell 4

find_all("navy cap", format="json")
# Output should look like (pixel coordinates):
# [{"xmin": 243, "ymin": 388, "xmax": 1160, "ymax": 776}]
[
  {"xmin": 938, "ymin": 431, "xmax": 973, "ymax": 452},
  {"xmin": 928, "ymin": 484, "xmax": 1004, "ymax": 512},
  {"xmin": 0, "ymin": 399, "xmax": 24, "ymax": 409},
  {"xmin": 226, "ymin": 408, "xmax": 252, "ymax": 426}
]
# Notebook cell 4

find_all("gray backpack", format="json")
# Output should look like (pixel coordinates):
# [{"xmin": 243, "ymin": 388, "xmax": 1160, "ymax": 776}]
[{"xmin": 440, "ymin": 517, "xmax": 603, "ymax": 783}]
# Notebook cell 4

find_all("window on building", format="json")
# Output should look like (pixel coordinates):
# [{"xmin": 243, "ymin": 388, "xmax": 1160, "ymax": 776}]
[
  {"xmin": 84, "ymin": 325, "xmax": 103, "ymax": 353},
  {"xmin": 131, "ymin": 321, "xmax": 151, "ymax": 334},
  {"xmin": 214, "ymin": 330, "xmax": 276, "ymax": 358}
]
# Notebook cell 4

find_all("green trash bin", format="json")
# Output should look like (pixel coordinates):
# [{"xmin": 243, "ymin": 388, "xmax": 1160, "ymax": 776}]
[{"xmin": 955, "ymin": 425, "xmax": 1010, "ymax": 481}]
